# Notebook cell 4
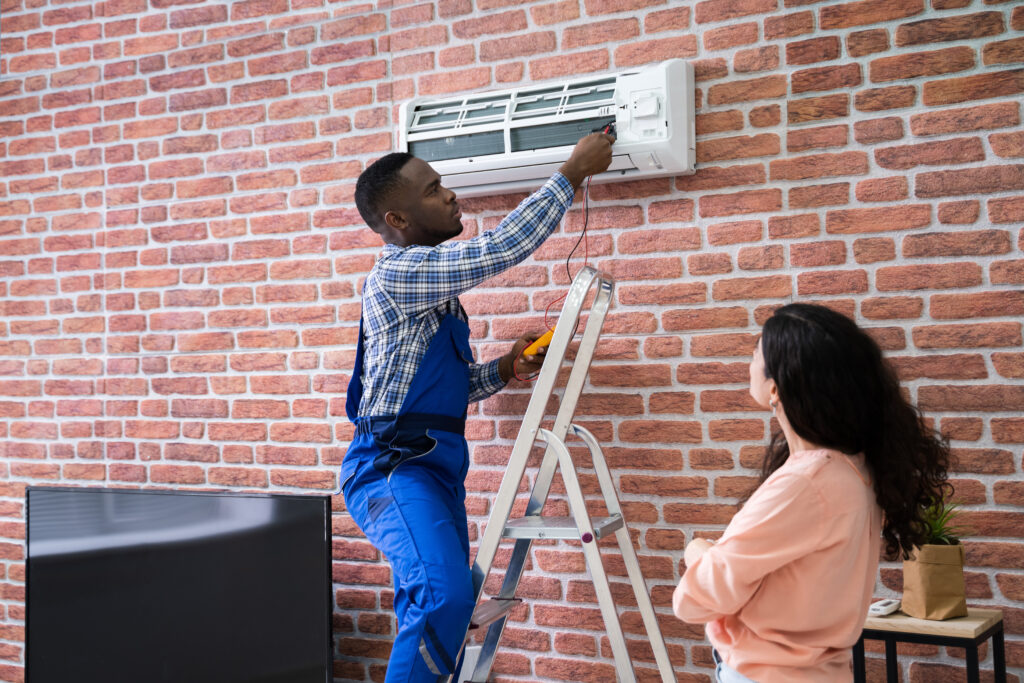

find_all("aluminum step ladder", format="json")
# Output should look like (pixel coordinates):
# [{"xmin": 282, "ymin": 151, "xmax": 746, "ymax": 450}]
[{"xmin": 453, "ymin": 266, "xmax": 675, "ymax": 683}]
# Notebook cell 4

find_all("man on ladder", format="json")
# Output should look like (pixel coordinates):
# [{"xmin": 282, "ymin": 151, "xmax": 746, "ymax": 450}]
[{"xmin": 343, "ymin": 131, "xmax": 615, "ymax": 682}]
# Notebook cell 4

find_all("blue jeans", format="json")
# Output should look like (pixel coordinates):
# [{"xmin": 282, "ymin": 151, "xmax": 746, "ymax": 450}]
[{"xmin": 714, "ymin": 649, "xmax": 758, "ymax": 683}]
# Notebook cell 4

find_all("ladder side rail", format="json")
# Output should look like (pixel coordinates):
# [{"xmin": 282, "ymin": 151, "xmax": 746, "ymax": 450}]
[
  {"xmin": 541, "ymin": 274, "xmax": 614, "ymax": 460},
  {"xmin": 570, "ymin": 424, "xmax": 676, "ymax": 683},
  {"xmin": 522, "ymin": 273, "xmax": 614, "ymax": 519},
  {"xmin": 540, "ymin": 428, "xmax": 638, "ymax": 683},
  {"xmin": 468, "ymin": 273, "xmax": 613, "ymax": 682},
  {"xmin": 468, "ymin": 273, "xmax": 616, "ymax": 678},
  {"xmin": 466, "ymin": 270, "xmax": 612, "ymax": 683},
  {"xmin": 469, "ymin": 266, "xmax": 600, "ymax": 594},
  {"xmin": 466, "ymin": 536, "xmax": 532, "ymax": 682}
]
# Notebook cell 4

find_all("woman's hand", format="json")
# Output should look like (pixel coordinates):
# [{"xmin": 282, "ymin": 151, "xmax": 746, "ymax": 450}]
[{"xmin": 684, "ymin": 537, "xmax": 714, "ymax": 567}]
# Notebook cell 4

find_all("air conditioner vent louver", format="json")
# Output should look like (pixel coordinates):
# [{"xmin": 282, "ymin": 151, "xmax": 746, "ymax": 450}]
[
  {"xmin": 511, "ymin": 116, "xmax": 616, "ymax": 153},
  {"xmin": 408, "ymin": 131, "xmax": 505, "ymax": 163},
  {"xmin": 398, "ymin": 59, "xmax": 695, "ymax": 197}
]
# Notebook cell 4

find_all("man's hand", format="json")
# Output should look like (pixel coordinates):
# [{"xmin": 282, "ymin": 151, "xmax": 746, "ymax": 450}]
[
  {"xmin": 498, "ymin": 332, "xmax": 549, "ymax": 383},
  {"xmin": 559, "ymin": 132, "xmax": 615, "ymax": 191}
]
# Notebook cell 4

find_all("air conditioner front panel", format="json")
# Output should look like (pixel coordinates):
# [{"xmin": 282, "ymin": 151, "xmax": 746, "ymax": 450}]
[
  {"xmin": 442, "ymin": 154, "xmax": 638, "ymax": 194},
  {"xmin": 397, "ymin": 59, "xmax": 695, "ymax": 197}
]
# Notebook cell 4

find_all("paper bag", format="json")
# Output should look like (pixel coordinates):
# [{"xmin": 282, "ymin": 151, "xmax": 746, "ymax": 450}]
[{"xmin": 901, "ymin": 543, "xmax": 967, "ymax": 620}]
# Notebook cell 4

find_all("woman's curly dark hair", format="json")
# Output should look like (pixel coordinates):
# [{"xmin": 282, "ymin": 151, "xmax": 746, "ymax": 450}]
[{"xmin": 754, "ymin": 303, "xmax": 951, "ymax": 561}]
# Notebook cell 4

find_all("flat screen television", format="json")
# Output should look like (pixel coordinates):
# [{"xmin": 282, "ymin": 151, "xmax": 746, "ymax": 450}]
[{"xmin": 27, "ymin": 487, "xmax": 332, "ymax": 683}]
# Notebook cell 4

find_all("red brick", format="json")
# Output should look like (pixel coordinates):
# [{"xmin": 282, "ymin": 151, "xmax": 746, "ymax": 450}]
[
  {"xmin": 875, "ymin": 137, "xmax": 985, "ymax": 170},
  {"xmin": 912, "ymin": 322, "xmax": 1021, "ymax": 349},
  {"xmin": 988, "ymin": 197, "xmax": 1024, "ymax": 225},
  {"xmin": 916, "ymin": 165, "xmax": 1024, "ymax": 198},
  {"xmin": 854, "ymin": 85, "xmax": 916, "ymax": 112},
  {"xmin": 786, "ymin": 36, "xmax": 840, "ymax": 65},
  {"xmin": 712, "ymin": 275, "xmax": 791, "ymax": 301},
  {"xmin": 787, "ymin": 93, "xmax": 849, "ymax": 123},
  {"xmin": 876, "ymin": 263, "xmax": 982, "ymax": 291},
  {"xmin": 910, "ymin": 101, "xmax": 1019, "ymax": 137},
  {"xmin": 861, "ymin": 296, "xmax": 923, "ymax": 320},
  {"xmin": 985, "ymin": 37, "xmax": 1024, "ymax": 67},
  {"xmin": 825, "ymin": 205, "xmax": 931, "ymax": 234},
  {"xmin": 992, "ymin": 418, "xmax": 1024, "ymax": 443},
  {"xmin": 697, "ymin": 134, "xmax": 779, "ymax": 163},
  {"xmin": 768, "ymin": 213, "xmax": 820, "ymax": 239},
  {"xmin": 789, "ymin": 183, "xmax": 849, "ymax": 208},
  {"xmin": 737, "ymin": 244, "xmax": 784, "ymax": 270},
  {"xmin": 708, "ymin": 76, "xmax": 787, "ymax": 105},
  {"xmin": 675, "ymin": 164, "xmax": 766, "ymax": 191},
  {"xmin": 937, "ymin": 200, "xmax": 981, "ymax": 225},
  {"xmin": 563, "ymin": 18, "xmax": 638, "ymax": 48},
  {"xmin": 990, "ymin": 131, "xmax": 1024, "ymax": 160},
  {"xmin": 991, "ymin": 259, "xmax": 1024, "ymax": 285},
  {"xmin": 936, "ymin": 298, "xmax": 1022, "ymax": 338},
  {"xmin": 787, "ymin": 124, "xmax": 847, "ymax": 152},
  {"xmin": 662, "ymin": 307, "xmax": 748, "ymax": 331},
  {"xmin": 855, "ymin": 176, "xmax": 908, "ymax": 202},
  {"xmin": 771, "ymin": 151, "xmax": 868, "ymax": 180},
  {"xmin": 819, "ymin": 0, "xmax": 924, "ymax": 30},
  {"xmin": 695, "ymin": 0, "xmax": 775, "ymax": 22},
  {"xmin": 923, "ymin": 70, "xmax": 1024, "ymax": 107},
  {"xmin": 792, "ymin": 63, "xmax": 861, "ymax": 94},
  {"xmin": 614, "ymin": 35, "xmax": 699, "ymax": 66},
  {"xmin": 847, "ymin": 28, "xmax": 889, "ymax": 57},
  {"xmin": 895, "ymin": 11, "xmax": 1004, "ymax": 46},
  {"xmin": 798, "ymin": 269, "xmax": 868, "ymax": 295},
  {"xmin": 704, "ymin": 22, "xmax": 758, "ymax": 51},
  {"xmin": 903, "ymin": 230, "xmax": 1011, "ymax": 257},
  {"xmin": 699, "ymin": 189, "xmax": 782, "ymax": 217},
  {"xmin": 765, "ymin": 11, "xmax": 813, "ymax": 39},
  {"xmin": 870, "ymin": 46, "xmax": 974, "ymax": 83}
]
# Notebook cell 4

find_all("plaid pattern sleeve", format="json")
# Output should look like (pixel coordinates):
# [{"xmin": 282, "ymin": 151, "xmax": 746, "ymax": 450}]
[
  {"xmin": 356, "ymin": 173, "xmax": 574, "ymax": 418},
  {"xmin": 468, "ymin": 358, "xmax": 504, "ymax": 404}
]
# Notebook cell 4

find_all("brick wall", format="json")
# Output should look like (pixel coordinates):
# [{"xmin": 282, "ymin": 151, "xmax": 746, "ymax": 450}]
[{"xmin": 1, "ymin": 0, "xmax": 1023, "ymax": 680}]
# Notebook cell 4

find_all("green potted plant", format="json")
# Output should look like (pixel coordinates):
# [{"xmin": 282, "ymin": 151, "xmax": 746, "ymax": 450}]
[{"xmin": 901, "ymin": 501, "xmax": 967, "ymax": 620}]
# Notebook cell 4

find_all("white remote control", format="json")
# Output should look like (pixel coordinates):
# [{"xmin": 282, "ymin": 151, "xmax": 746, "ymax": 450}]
[{"xmin": 868, "ymin": 599, "xmax": 901, "ymax": 616}]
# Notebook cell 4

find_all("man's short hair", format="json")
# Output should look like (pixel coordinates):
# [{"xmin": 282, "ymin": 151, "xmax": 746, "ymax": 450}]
[{"xmin": 355, "ymin": 152, "xmax": 414, "ymax": 229}]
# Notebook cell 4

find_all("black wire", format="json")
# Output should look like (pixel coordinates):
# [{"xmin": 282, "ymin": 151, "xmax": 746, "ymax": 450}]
[{"xmin": 565, "ymin": 176, "xmax": 589, "ymax": 283}]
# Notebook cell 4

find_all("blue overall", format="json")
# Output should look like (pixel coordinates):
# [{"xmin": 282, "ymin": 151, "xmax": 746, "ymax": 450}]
[{"xmin": 343, "ymin": 314, "xmax": 475, "ymax": 682}]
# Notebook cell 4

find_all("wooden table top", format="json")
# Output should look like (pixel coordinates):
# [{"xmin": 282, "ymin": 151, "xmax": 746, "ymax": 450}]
[{"xmin": 864, "ymin": 608, "xmax": 1003, "ymax": 639}]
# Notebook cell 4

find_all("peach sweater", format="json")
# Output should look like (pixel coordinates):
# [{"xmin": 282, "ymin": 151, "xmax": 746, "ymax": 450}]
[{"xmin": 673, "ymin": 449, "xmax": 882, "ymax": 682}]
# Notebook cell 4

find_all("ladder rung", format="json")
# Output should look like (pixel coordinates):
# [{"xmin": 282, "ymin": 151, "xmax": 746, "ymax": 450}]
[
  {"xmin": 502, "ymin": 514, "xmax": 623, "ymax": 540},
  {"xmin": 469, "ymin": 598, "xmax": 521, "ymax": 630}
]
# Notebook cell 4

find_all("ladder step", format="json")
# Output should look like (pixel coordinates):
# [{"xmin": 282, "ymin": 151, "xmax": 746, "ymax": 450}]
[
  {"xmin": 469, "ymin": 598, "xmax": 521, "ymax": 630},
  {"xmin": 502, "ymin": 514, "xmax": 623, "ymax": 540}
]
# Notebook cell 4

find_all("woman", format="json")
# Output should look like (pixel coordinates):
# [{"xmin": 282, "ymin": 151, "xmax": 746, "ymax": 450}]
[{"xmin": 673, "ymin": 303, "xmax": 950, "ymax": 682}]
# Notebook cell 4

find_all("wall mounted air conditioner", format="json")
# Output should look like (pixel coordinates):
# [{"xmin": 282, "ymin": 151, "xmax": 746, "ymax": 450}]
[{"xmin": 398, "ymin": 59, "xmax": 695, "ymax": 197}]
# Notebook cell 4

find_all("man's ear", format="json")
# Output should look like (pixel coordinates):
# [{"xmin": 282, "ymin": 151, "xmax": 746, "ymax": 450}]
[{"xmin": 383, "ymin": 210, "xmax": 406, "ymax": 231}]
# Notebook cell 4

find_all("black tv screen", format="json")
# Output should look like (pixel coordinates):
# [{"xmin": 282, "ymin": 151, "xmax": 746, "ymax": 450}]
[{"xmin": 27, "ymin": 487, "xmax": 332, "ymax": 683}]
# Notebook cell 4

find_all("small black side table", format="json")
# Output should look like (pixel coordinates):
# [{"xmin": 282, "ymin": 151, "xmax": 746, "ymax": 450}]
[{"xmin": 853, "ymin": 607, "xmax": 1005, "ymax": 683}]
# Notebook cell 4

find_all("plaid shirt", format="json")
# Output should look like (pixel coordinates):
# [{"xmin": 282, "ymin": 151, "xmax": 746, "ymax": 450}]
[{"xmin": 355, "ymin": 172, "xmax": 575, "ymax": 418}]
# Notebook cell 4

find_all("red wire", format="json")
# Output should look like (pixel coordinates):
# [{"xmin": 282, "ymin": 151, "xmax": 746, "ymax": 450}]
[{"xmin": 513, "ymin": 173, "xmax": 594, "ymax": 382}]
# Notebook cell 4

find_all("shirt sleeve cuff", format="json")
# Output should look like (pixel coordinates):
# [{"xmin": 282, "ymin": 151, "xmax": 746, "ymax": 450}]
[
  {"xmin": 470, "ymin": 358, "xmax": 506, "ymax": 402},
  {"xmin": 481, "ymin": 357, "xmax": 505, "ymax": 391}
]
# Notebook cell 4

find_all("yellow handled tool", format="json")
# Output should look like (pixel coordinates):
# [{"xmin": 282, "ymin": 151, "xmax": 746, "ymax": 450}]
[{"xmin": 522, "ymin": 328, "xmax": 554, "ymax": 356}]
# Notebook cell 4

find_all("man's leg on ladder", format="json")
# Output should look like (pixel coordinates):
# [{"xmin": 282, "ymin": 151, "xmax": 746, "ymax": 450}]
[{"xmin": 350, "ymin": 463, "xmax": 474, "ymax": 683}]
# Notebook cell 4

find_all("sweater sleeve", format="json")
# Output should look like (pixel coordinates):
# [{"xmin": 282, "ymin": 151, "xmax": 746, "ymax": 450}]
[{"xmin": 672, "ymin": 471, "xmax": 827, "ymax": 623}]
